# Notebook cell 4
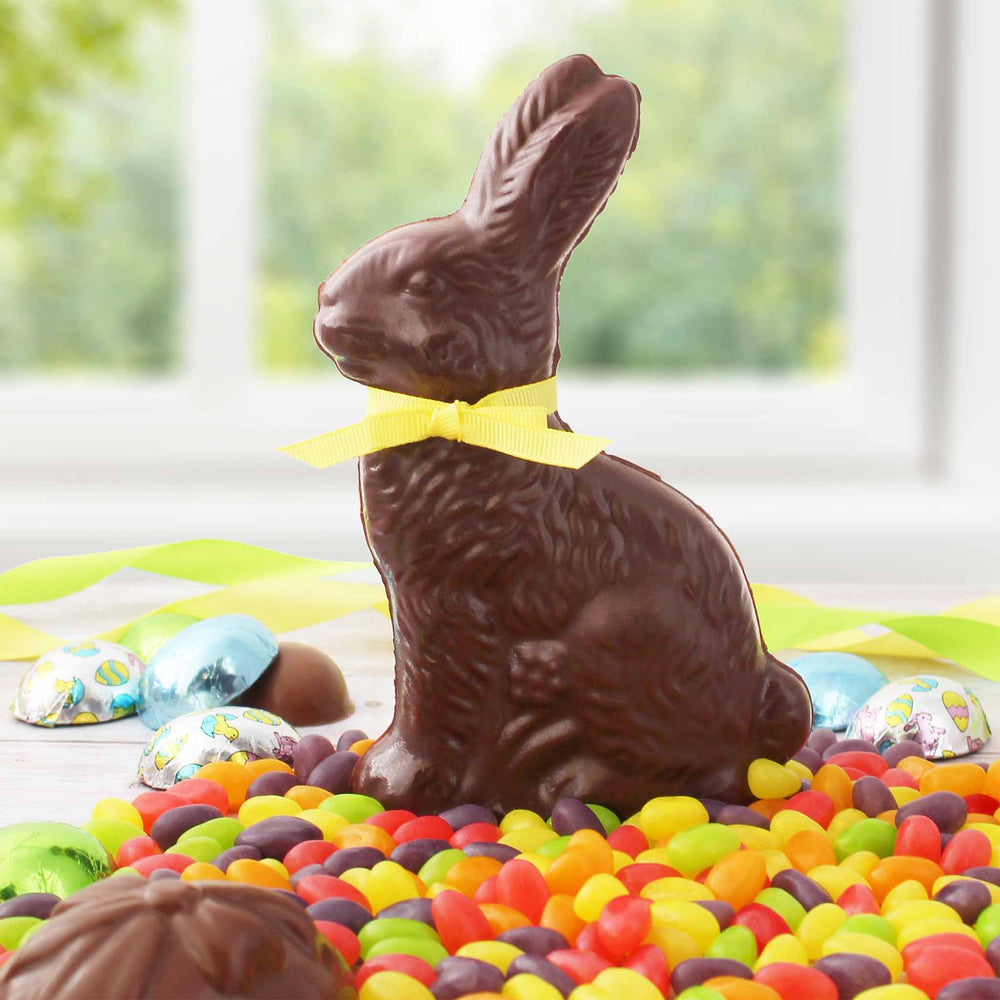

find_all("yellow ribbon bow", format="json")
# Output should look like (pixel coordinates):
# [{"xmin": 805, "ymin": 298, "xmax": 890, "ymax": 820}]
[{"xmin": 279, "ymin": 377, "xmax": 610, "ymax": 470}]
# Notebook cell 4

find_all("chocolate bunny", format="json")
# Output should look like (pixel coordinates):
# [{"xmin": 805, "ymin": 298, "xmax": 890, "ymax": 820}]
[{"xmin": 314, "ymin": 54, "xmax": 811, "ymax": 815}]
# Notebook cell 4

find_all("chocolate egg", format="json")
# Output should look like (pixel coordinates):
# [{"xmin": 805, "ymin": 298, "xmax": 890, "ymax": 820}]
[
  {"xmin": 242, "ymin": 642, "xmax": 354, "ymax": 727},
  {"xmin": 137, "ymin": 614, "xmax": 278, "ymax": 729},
  {"xmin": 788, "ymin": 652, "xmax": 887, "ymax": 731},
  {"xmin": 0, "ymin": 823, "xmax": 112, "ymax": 899},
  {"xmin": 137, "ymin": 706, "xmax": 300, "ymax": 789},
  {"xmin": 846, "ymin": 674, "xmax": 991, "ymax": 758},
  {"xmin": 119, "ymin": 613, "xmax": 199, "ymax": 664},
  {"xmin": 12, "ymin": 641, "xmax": 144, "ymax": 726}
]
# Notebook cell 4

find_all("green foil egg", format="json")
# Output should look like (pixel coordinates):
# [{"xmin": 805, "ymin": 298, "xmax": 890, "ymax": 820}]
[
  {"xmin": 119, "ymin": 613, "xmax": 200, "ymax": 664},
  {"xmin": 0, "ymin": 823, "xmax": 112, "ymax": 900}
]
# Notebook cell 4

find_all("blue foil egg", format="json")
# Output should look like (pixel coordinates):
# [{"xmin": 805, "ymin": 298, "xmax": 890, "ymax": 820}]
[
  {"xmin": 788, "ymin": 651, "xmax": 887, "ymax": 731},
  {"xmin": 137, "ymin": 615, "xmax": 278, "ymax": 729}
]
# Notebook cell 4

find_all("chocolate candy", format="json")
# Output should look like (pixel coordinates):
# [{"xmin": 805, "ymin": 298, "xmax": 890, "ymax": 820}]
[
  {"xmin": 0, "ymin": 823, "xmax": 111, "ymax": 899},
  {"xmin": 312, "ymin": 52, "xmax": 810, "ymax": 815},
  {"xmin": 789, "ymin": 651, "xmax": 886, "ymax": 731}
]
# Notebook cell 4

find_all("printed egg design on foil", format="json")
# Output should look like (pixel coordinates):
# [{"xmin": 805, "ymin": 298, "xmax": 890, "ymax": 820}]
[
  {"xmin": 846, "ymin": 674, "xmax": 991, "ymax": 759},
  {"xmin": 137, "ymin": 706, "xmax": 300, "ymax": 788},
  {"xmin": 788, "ymin": 651, "xmax": 887, "ymax": 731},
  {"xmin": 12, "ymin": 641, "xmax": 144, "ymax": 726}
]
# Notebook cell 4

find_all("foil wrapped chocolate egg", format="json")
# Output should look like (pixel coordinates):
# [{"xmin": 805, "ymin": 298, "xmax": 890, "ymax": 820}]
[
  {"xmin": 137, "ymin": 706, "xmax": 300, "ymax": 788},
  {"xmin": 0, "ymin": 823, "xmax": 112, "ymax": 899},
  {"xmin": 788, "ymin": 652, "xmax": 887, "ymax": 731},
  {"xmin": 12, "ymin": 641, "xmax": 144, "ymax": 726},
  {"xmin": 846, "ymin": 674, "xmax": 991, "ymax": 758},
  {"xmin": 137, "ymin": 615, "xmax": 279, "ymax": 729}
]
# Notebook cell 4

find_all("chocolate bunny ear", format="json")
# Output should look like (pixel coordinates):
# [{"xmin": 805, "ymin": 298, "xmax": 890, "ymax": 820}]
[{"xmin": 462, "ymin": 54, "xmax": 640, "ymax": 277}]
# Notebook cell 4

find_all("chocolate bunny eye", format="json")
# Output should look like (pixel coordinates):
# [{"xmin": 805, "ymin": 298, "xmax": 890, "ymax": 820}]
[{"xmin": 404, "ymin": 269, "xmax": 443, "ymax": 298}]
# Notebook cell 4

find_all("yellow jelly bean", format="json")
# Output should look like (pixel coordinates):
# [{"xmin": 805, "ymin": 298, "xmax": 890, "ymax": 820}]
[
  {"xmin": 360, "ymin": 970, "xmax": 435, "ymax": 1000},
  {"xmin": 896, "ymin": 917, "xmax": 979, "ymax": 951},
  {"xmin": 761, "ymin": 849, "xmax": 794, "ymax": 879},
  {"xmin": 852, "ymin": 987, "xmax": 931, "ymax": 1000},
  {"xmin": 650, "ymin": 899, "xmax": 719, "ymax": 952},
  {"xmin": 822, "ymin": 932, "xmax": 903, "ymax": 981},
  {"xmin": 643, "ymin": 923, "xmax": 701, "ymax": 966},
  {"xmin": 967, "ymin": 822, "xmax": 1000, "ymax": 847},
  {"xmin": 90, "ymin": 797, "xmax": 144, "ymax": 829},
  {"xmin": 889, "ymin": 786, "xmax": 921, "ymax": 807},
  {"xmin": 828, "ymin": 809, "xmax": 869, "ymax": 842},
  {"xmin": 748, "ymin": 758, "xmax": 801, "ymax": 799},
  {"xmin": 259, "ymin": 858, "xmax": 289, "ymax": 879},
  {"xmin": 841, "ymin": 850, "xmax": 881, "ymax": 879},
  {"xmin": 883, "ymin": 899, "xmax": 960, "ymax": 930},
  {"xmin": 296, "ymin": 808, "xmax": 349, "ymax": 840},
  {"xmin": 796, "ymin": 902, "xmax": 849, "ymax": 961},
  {"xmin": 880, "ymin": 880, "xmax": 928, "ymax": 913},
  {"xmin": 179, "ymin": 861, "xmax": 228, "ymax": 882},
  {"xmin": 641, "ymin": 877, "xmax": 715, "ymax": 902},
  {"xmin": 499, "ymin": 827, "xmax": 560, "ymax": 852},
  {"xmin": 365, "ymin": 860, "xmax": 420, "ymax": 913},
  {"xmin": 517, "ymin": 852, "xmax": 553, "ymax": 875},
  {"xmin": 638, "ymin": 796, "xmax": 709, "ymax": 842},
  {"xmin": 808, "ymin": 864, "xmax": 867, "ymax": 900},
  {"xmin": 754, "ymin": 932, "xmax": 808, "ymax": 970},
  {"xmin": 592, "ymin": 967, "xmax": 666, "ymax": 1000},
  {"xmin": 237, "ymin": 794, "xmax": 301, "ymax": 825},
  {"xmin": 770, "ymin": 810, "xmax": 826, "ymax": 846},
  {"xmin": 567, "ymin": 987, "xmax": 614, "ymax": 1000},
  {"xmin": 635, "ymin": 848, "xmax": 675, "ymax": 867},
  {"xmin": 339, "ymin": 867, "xmax": 372, "ymax": 895},
  {"xmin": 730, "ymin": 825, "xmax": 780, "ymax": 852},
  {"xmin": 456, "ymin": 940, "xmax": 524, "ymax": 973},
  {"xmin": 500, "ymin": 809, "xmax": 547, "ymax": 834},
  {"xmin": 785, "ymin": 758, "xmax": 814, "ymax": 781},
  {"xmin": 991, "ymin": 845, "xmax": 1000, "ymax": 867},
  {"xmin": 503, "ymin": 973, "xmax": 565, "ymax": 1000},
  {"xmin": 573, "ymin": 874, "xmax": 629, "ymax": 922},
  {"xmin": 611, "ymin": 850, "xmax": 633, "ymax": 873}
]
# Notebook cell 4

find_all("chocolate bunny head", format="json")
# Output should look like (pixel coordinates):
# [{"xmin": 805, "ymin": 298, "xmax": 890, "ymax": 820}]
[{"xmin": 314, "ymin": 55, "xmax": 639, "ymax": 402}]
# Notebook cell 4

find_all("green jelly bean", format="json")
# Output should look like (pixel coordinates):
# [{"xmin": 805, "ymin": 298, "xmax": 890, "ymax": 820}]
[
  {"xmin": 755, "ymin": 887, "xmax": 807, "ymax": 931},
  {"xmin": 975, "ymin": 902, "xmax": 1000, "ymax": 947},
  {"xmin": 666, "ymin": 823, "xmax": 741, "ymax": 875},
  {"xmin": 417, "ymin": 849, "xmax": 467, "ymax": 887},
  {"xmin": 364, "ymin": 935, "xmax": 449, "ymax": 966},
  {"xmin": 586, "ymin": 804, "xmax": 621, "ymax": 835},
  {"xmin": 537, "ymin": 836, "xmax": 572, "ymax": 859},
  {"xmin": 166, "ymin": 836, "xmax": 222, "ymax": 863},
  {"xmin": 178, "ymin": 817, "xmax": 244, "ymax": 851},
  {"xmin": 358, "ymin": 918, "xmax": 440, "ymax": 958},
  {"xmin": 110, "ymin": 867, "xmax": 143, "ymax": 879},
  {"xmin": 705, "ymin": 924, "xmax": 757, "ymax": 967},
  {"xmin": 0, "ymin": 916, "xmax": 42, "ymax": 950},
  {"xmin": 834, "ymin": 818, "xmax": 897, "ymax": 861},
  {"xmin": 676, "ymin": 988, "xmax": 727, "ymax": 1000},
  {"xmin": 319, "ymin": 793, "xmax": 384, "ymax": 824},
  {"xmin": 838, "ymin": 913, "xmax": 897, "ymax": 946},
  {"xmin": 79, "ymin": 819, "xmax": 144, "ymax": 857}
]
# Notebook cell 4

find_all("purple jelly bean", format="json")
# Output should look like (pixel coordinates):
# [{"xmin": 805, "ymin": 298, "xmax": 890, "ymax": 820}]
[
  {"xmin": 462, "ymin": 842, "xmax": 520, "ymax": 864},
  {"xmin": 273, "ymin": 889, "xmax": 309, "ymax": 909},
  {"xmin": 550, "ymin": 798, "xmax": 604, "ymax": 836},
  {"xmin": 807, "ymin": 728, "xmax": 838, "ymax": 753},
  {"xmin": 770, "ymin": 869, "xmax": 832, "ymax": 911},
  {"xmin": 150, "ymin": 804, "xmax": 223, "ymax": 850},
  {"xmin": 306, "ymin": 751, "xmax": 360, "ymax": 794},
  {"xmin": 496, "ymin": 926, "xmax": 569, "ymax": 955},
  {"xmin": 882, "ymin": 739, "xmax": 925, "ymax": 766},
  {"xmin": 823, "ymin": 738, "xmax": 879, "ymax": 759},
  {"xmin": 212, "ymin": 845, "xmax": 262, "ymax": 871},
  {"xmin": 0, "ymin": 893, "xmax": 59, "ymax": 920},
  {"xmin": 937, "ymin": 978, "xmax": 1000, "ymax": 1000},
  {"xmin": 506, "ymin": 954, "xmax": 576, "ymax": 997},
  {"xmin": 670, "ymin": 958, "xmax": 752, "ymax": 993},
  {"xmin": 814, "ymin": 953, "xmax": 892, "ymax": 999},
  {"xmin": 431, "ymin": 956, "xmax": 505, "ymax": 999},
  {"xmin": 290, "ymin": 863, "xmax": 326, "ymax": 888},
  {"xmin": 987, "ymin": 936, "xmax": 1000, "ymax": 976},
  {"xmin": 697, "ymin": 798, "xmax": 727, "ymax": 823},
  {"xmin": 148, "ymin": 868, "xmax": 181, "ymax": 881},
  {"xmin": 695, "ymin": 899, "xmax": 735, "ymax": 929},
  {"xmin": 292, "ymin": 733, "xmax": 336, "ymax": 781},
  {"xmin": 717, "ymin": 805, "xmax": 770, "ymax": 829},
  {"xmin": 335, "ymin": 729, "xmax": 368, "ymax": 751},
  {"xmin": 933, "ymin": 879, "xmax": 992, "ymax": 924},
  {"xmin": 853, "ymin": 775, "xmax": 898, "ymax": 817},
  {"xmin": 246, "ymin": 770, "xmax": 299, "ymax": 799},
  {"xmin": 963, "ymin": 867, "xmax": 1000, "ymax": 887},
  {"xmin": 793, "ymin": 746, "xmax": 823, "ymax": 773},
  {"xmin": 390, "ymin": 838, "xmax": 453, "ymax": 873},
  {"xmin": 323, "ymin": 846, "xmax": 387, "ymax": 876},
  {"xmin": 306, "ymin": 897, "xmax": 373, "ymax": 933},
  {"xmin": 377, "ymin": 897, "xmax": 435, "ymax": 926},
  {"xmin": 896, "ymin": 791, "xmax": 968, "ymax": 833},
  {"xmin": 234, "ymin": 815, "xmax": 322, "ymax": 859},
  {"xmin": 439, "ymin": 804, "xmax": 497, "ymax": 830}
]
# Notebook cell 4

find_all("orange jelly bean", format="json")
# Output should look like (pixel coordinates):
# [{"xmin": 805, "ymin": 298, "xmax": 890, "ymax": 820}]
[
  {"xmin": 985, "ymin": 760, "xmax": 1000, "ymax": 800},
  {"xmin": 811, "ymin": 765, "xmax": 853, "ymax": 813},
  {"xmin": 444, "ymin": 856, "xmax": 503, "ymax": 896},
  {"xmin": 920, "ymin": 761, "xmax": 986, "ymax": 797},
  {"xmin": 784, "ymin": 829, "xmax": 836, "ymax": 874},
  {"xmin": 193, "ymin": 761, "xmax": 254, "ymax": 811},
  {"xmin": 869, "ymin": 855, "xmax": 944, "ymax": 903},
  {"xmin": 179, "ymin": 861, "xmax": 227, "ymax": 882},
  {"xmin": 349, "ymin": 738, "xmax": 375, "ymax": 756},
  {"xmin": 284, "ymin": 785, "xmax": 334, "ymax": 811},
  {"xmin": 243, "ymin": 758, "xmax": 294, "ymax": 778},
  {"xmin": 333, "ymin": 823, "xmax": 396, "ymax": 855},
  {"xmin": 226, "ymin": 858, "xmax": 292, "ymax": 890},
  {"xmin": 703, "ymin": 975, "xmax": 782, "ymax": 1000},
  {"xmin": 897, "ymin": 756, "xmax": 937, "ymax": 780},
  {"xmin": 749, "ymin": 799, "xmax": 786, "ymax": 821},
  {"xmin": 545, "ymin": 848, "xmax": 604, "ymax": 896},
  {"xmin": 705, "ymin": 849, "xmax": 768, "ymax": 910},
  {"xmin": 540, "ymin": 894, "xmax": 586, "ymax": 945},
  {"xmin": 479, "ymin": 902, "xmax": 532, "ymax": 935},
  {"xmin": 567, "ymin": 830, "xmax": 615, "ymax": 874}
]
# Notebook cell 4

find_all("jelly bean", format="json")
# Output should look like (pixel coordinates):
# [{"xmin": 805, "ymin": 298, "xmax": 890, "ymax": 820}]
[
  {"xmin": 884, "ymin": 899, "xmax": 961, "ymax": 931},
  {"xmin": 331, "ymin": 728, "xmax": 365, "ymax": 752},
  {"xmin": 297, "ymin": 873, "xmax": 372, "ymax": 911},
  {"xmin": 539, "ymin": 895, "xmax": 586, "ymax": 946},
  {"xmin": 941, "ymin": 829, "xmax": 993, "ymax": 875},
  {"xmin": 431, "ymin": 889, "xmax": 493, "ymax": 953},
  {"xmin": 783, "ymin": 790, "xmax": 835, "ymax": 829},
  {"xmin": 899, "ymin": 917, "xmax": 980, "ymax": 952},
  {"xmin": 291, "ymin": 808, "xmax": 346, "ymax": 841},
  {"xmin": 388, "ymin": 839, "xmax": 450, "ymax": 875},
  {"xmin": 246, "ymin": 770, "xmax": 299, "ymax": 799},
  {"xmin": 837, "ymin": 884, "xmax": 880, "ymax": 916},
  {"xmin": 748, "ymin": 760, "xmax": 801, "ymax": 801},
  {"xmin": 732, "ymin": 904, "xmax": 791, "ymax": 951},
  {"xmin": 822, "ymin": 932, "xmax": 903, "ymax": 981},
  {"xmin": 314, "ymin": 920, "xmax": 361, "ymax": 967},
  {"xmin": 165, "ymin": 835, "xmax": 221, "ymax": 863},
  {"xmin": 901, "ymin": 932, "xmax": 986, "ymax": 972},
  {"xmin": 90, "ymin": 797, "xmax": 144, "ymax": 829},
  {"xmin": 115, "ymin": 834, "xmax": 162, "ymax": 868},
  {"xmin": 444, "ymin": 855, "xmax": 503, "ymax": 897},
  {"xmin": 701, "ymin": 977, "xmax": 781, "ymax": 1000},
  {"xmin": 366, "ymin": 859, "xmax": 423, "ymax": 912},
  {"xmin": 237, "ymin": 794, "xmax": 302, "ymax": 826},
  {"xmin": 496, "ymin": 927, "xmax": 568, "ymax": 957},
  {"xmin": 233, "ymin": 815, "xmax": 322, "ymax": 859},
  {"xmin": 779, "ymin": 830, "xmax": 832, "ymax": 874},
  {"xmin": 180, "ymin": 816, "xmax": 244, "ymax": 851},
  {"xmin": 227, "ymin": 858, "xmax": 290, "ymax": 889},
  {"xmin": 882, "ymin": 741, "xmax": 925, "ymax": 767},
  {"xmin": 547, "ymin": 947, "xmax": 614, "ymax": 986},
  {"xmin": 793, "ymin": 746, "xmax": 823, "ymax": 773},
  {"xmin": 355, "ymin": 953, "xmax": 436, "ymax": 989},
  {"xmin": 881, "ymin": 880, "xmax": 929, "ymax": 913},
  {"xmin": 753, "ymin": 962, "xmax": 838, "ymax": 1000},
  {"xmin": 543, "ymin": 850, "xmax": 603, "ymax": 897},
  {"xmin": 698, "ymin": 900, "xmax": 736, "ymax": 930},
  {"xmin": 638, "ymin": 797, "xmax": 710, "ymax": 841},
  {"xmin": 848, "ymin": 987, "xmax": 928, "ymax": 1000},
  {"xmin": 283, "ymin": 839, "xmax": 338, "ymax": 874},
  {"xmin": 824, "ymin": 738, "xmax": 879, "ymax": 758},
  {"xmin": 839, "ymin": 913, "xmax": 897, "ymax": 946},
  {"xmin": 501, "ymin": 828, "xmax": 560, "ymax": 853},
  {"xmin": 812, "ymin": 766, "xmax": 853, "ymax": 814},
  {"xmin": 754, "ymin": 932, "xmax": 809, "ymax": 969},
  {"xmin": 785, "ymin": 759, "xmax": 812, "ymax": 783},
  {"xmin": 882, "ymin": 769, "xmax": 920, "ymax": 790},
  {"xmin": 795, "ymin": 903, "xmax": 848, "ymax": 961},
  {"xmin": 888, "ymin": 787, "xmax": 921, "ymax": 809},
  {"xmin": 243, "ymin": 758, "xmax": 293, "ymax": 778},
  {"xmin": 835, "ymin": 819, "xmax": 897, "ymax": 862},
  {"xmin": 455, "ymin": 940, "xmax": 523, "ymax": 974},
  {"xmin": 593, "ymin": 895, "xmax": 651, "ymax": 960},
  {"xmin": 359, "ymin": 917, "xmax": 440, "ymax": 956},
  {"xmin": 853, "ymin": 777, "xmax": 898, "ymax": 819},
  {"xmin": 130, "ymin": 791, "xmax": 188, "ymax": 834},
  {"xmin": 193, "ymin": 761, "xmax": 255, "ymax": 809},
  {"xmin": 707, "ymin": 925, "xmax": 758, "ymax": 967},
  {"xmin": 451, "ymin": 822, "xmax": 502, "ymax": 850},
  {"xmin": 503, "ymin": 972, "xmax": 564, "ymax": 1000},
  {"xmin": 0, "ymin": 917, "xmax": 41, "ymax": 950},
  {"xmin": 549, "ymin": 799, "xmax": 604, "ymax": 837},
  {"xmin": 966, "ymin": 866, "xmax": 1000, "ymax": 887},
  {"xmin": 828, "ymin": 809, "xmax": 869, "ymax": 842},
  {"xmin": 651, "ymin": 899, "xmax": 721, "ymax": 952},
  {"xmin": 318, "ymin": 792, "xmax": 384, "ymax": 824},
  {"xmin": 642, "ymin": 877, "xmax": 713, "ymax": 902},
  {"xmin": 393, "ymin": 815, "xmax": 452, "ymax": 844},
  {"xmin": 292, "ymin": 733, "xmax": 335, "ymax": 781},
  {"xmin": 501, "ymin": 810, "xmax": 547, "ymax": 834},
  {"xmin": 806, "ymin": 865, "xmax": 866, "ymax": 902},
  {"xmin": 359, "ymin": 970, "xmax": 435, "ymax": 1000},
  {"xmin": 668, "ymin": 824, "xmax": 741, "ymax": 876},
  {"xmin": 306, "ymin": 751, "xmax": 361, "ymax": 794},
  {"xmin": 937, "ymin": 978, "xmax": 1000, "ymax": 999},
  {"xmin": 754, "ymin": 888, "xmax": 806, "ymax": 931},
  {"xmin": 813, "ymin": 952, "xmax": 891, "ymax": 999},
  {"xmin": 974, "ymin": 900, "xmax": 1000, "ymax": 947},
  {"xmin": 808, "ymin": 729, "xmax": 839, "ymax": 753},
  {"xmin": 705, "ymin": 850, "xmax": 769, "ymax": 910},
  {"xmin": 416, "ymin": 848, "xmax": 467, "ymax": 888},
  {"xmin": 606, "ymin": 824, "xmax": 648, "ymax": 858},
  {"xmin": 869, "ymin": 856, "xmax": 944, "ymax": 902},
  {"xmin": 934, "ymin": 878, "xmax": 993, "ymax": 924},
  {"xmin": 591, "ymin": 967, "xmax": 665, "ymax": 1000},
  {"xmin": 896, "ymin": 791, "xmax": 967, "ymax": 834},
  {"xmin": 371, "ymin": 897, "xmax": 432, "ymax": 926},
  {"xmin": 0, "ymin": 894, "xmax": 59, "ymax": 921},
  {"xmin": 508, "ymin": 954, "xmax": 578, "ymax": 997},
  {"xmin": 306, "ymin": 896, "xmax": 373, "ymax": 933},
  {"xmin": 920, "ymin": 762, "xmax": 985, "ymax": 797},
  {"xmin": 904, "ymin": 943, "xmax": 994, "ymax": 997},
  {"xmin": 894, "ymin": 814, "xmax": 942, "ymax": 862},
  {"xmin": 826, "ymin": 752, "xmax": 887, "ymax": 778},
  {"xmin": 178, "ymin": 861, "xmax": 227, "ymax": 882},
  {"xmin": 466, "ymin": 843, "xmax": 521, "ymax": 864},
  {"xmin": 360, "ymin": 810, "xmax": 413, "ymax": 837},
  {"xmin": 718, "ymin": 807, "xmax": 771, "ymax": 831},
  {"xmin": 769, "ymin": 869, "xmax": 831, "ymax": 911},
  {"xmin": 150, "ymin": 804, "xmax": 223, "ymax": 850},
  {"xmin": 169, "ymin": 777, "xmax": 230, "ymax": 813},
  {"xmin": 213, "ymin": 845, "xmax": 261, "ymax": 870}
]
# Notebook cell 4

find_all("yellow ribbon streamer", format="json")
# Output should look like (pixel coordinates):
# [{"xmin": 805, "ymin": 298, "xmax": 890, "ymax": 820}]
[{"xmin": 279, "ymin": 377, "xmax": 610, "ymax": 470}]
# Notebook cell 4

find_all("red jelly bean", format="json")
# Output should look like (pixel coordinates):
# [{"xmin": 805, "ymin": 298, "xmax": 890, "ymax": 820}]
[
  {"xmin": 965, "ymin": 794, "xmax": 1000, "ymax": 816},
  {"xmin": 607, "ymin": 824, "xmax": 649, "ymax": 859},
  {"xmin": 596, "ymin": 895, "xmax": 652, "ymax": 961},
  {"xmin": 314, "ymin": 921, "xmax": 361, "ymax": 967},
  {"xmin": 295, "ymin": 874, "xmax": 371, "ymax": 912},
  {"xmin": 365, "ymin": 809, "xmax": 417, "ymax": 835},
  {"xmin": 575, "ymin": 923, "xmax": 618, "ymax": 964},
  {"xmin": 941, "ymin": 829, "xmax": 993, "ymax": 875},
  {"xmin": 623, "ymin": 943, "xmax": 671, "ymax": 996},
  {"xmin": 825, "ymin": 752, "xmax": 888, "ymax": 777},
  {"xmin": 783, "ymin": 790, "xmax": 835, "ymax": 829},
  {"xmin": 732, "ymin": 903, "xmax": 792, "ymax": 950},
  {"xmin": 618, "ymin": 863, "xmax": 681, "ymax": 895},
  {"xmin": 393, "ymin": 816, "xmax": 453, "ymax": 844},
  {"xmin": 904, "ymin": 943, "xmax": 995, "ymax": 997},
  {"xmin": 283, "ymin": 839, "xmax": 339, "ymax": 874},
  {"xmin": 355, "ymin": 954, "xmax": 437, "ymax": 989},
  {"xmin": 496, "ymin": 859, "xmax": 550, "ymax": 923},
  {"xmin": 547, "ymin": 948, "xmax": 613, "ymax": 985},
  {"xmin": 474, "ymin": 875, "xmax": 499, "ymax": 904},
  {"xmin": 754, "ymin": 962, "xmax": 839, "ymax": 1000},
  {"xmin": 449, "ymin": 822, "xmax": 502, "ymax": 849},
  {"xmin": 131, "ymin": 791, "xmax": 187, "ymax": 834},
  {"xmin": 837, "ymin": 883, "xmax": 880, "ymax": 916},
  {"xmin": 168, "ymin": 778, "xmax": 229, "ymax": 813},
  {"xmin": 116, "ymin": 835, "xmax": 161, "ymax": 868},
  {"xmin": 431, "ymin": 888, "xmax": 494, "ymax": 953},
  {"xmin": 902, "ymin": 933, "xmax": 986, "ymax": 965},
  {"xmin": 883, "ymin": 768, "xmax": 920, "ymax": 790},
  {"xmin": 894, "ymin": 814, "xmax": 943, "ymax": 862},
  {"xmin": 131, "ymin": 853, "xmax": 194, "ymax": 876}
]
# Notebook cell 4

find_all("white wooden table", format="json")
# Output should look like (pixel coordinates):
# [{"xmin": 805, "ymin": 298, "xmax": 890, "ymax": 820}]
[{"xmin": 2, "ymin": 578, "xmax": 998, "ymax": 827}]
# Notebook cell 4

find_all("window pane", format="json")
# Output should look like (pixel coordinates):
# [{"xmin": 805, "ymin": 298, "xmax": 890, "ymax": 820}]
[
  {"xmin": 0, "ymin": 15, "xmax": 182, "ymax": 374},
  {"xmin": 259, "ymin": 0, "xmax": 844, "ymax": 375}
]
